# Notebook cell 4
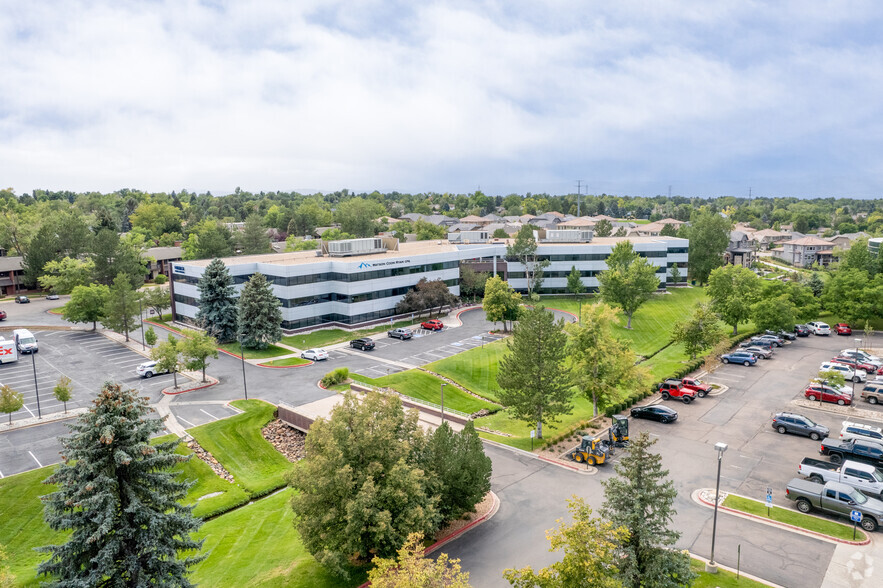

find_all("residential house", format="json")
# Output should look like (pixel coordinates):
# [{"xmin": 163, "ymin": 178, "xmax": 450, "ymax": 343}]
[
  {"xmin": 750, "ymin": 229, "xmax": 791, "ymax": 250},
  {"xmin": 145, "ymin": 247, "xmax": 184, "ymax": 280},
  {"xmin": 481, "ymin": 213, "xmax": 504, "ymax": 223},
  {"xmin": 774, "ymin": 236, "xmax": 836, "ymax": 267},
  {"xmin": 724, "ymin": 231, "xmax": 754, "ymax": 267},
  {"xmin": 557, "ymin": 216, "xmax": 597, "ymax": 230},
  {"xmin": 825, "ymin": 232, "xmax": 868, "ymax": 251},
  {"xmin": 422, "ymin": 214, "xmax": 458, "ymax": 227},
  {"xmin": 0, "ymin": 254, "xmax": 24, "ymax": 296},
  {"xmin": 459, "ymin": 215, "xmax": 488, "ymax": 226}
]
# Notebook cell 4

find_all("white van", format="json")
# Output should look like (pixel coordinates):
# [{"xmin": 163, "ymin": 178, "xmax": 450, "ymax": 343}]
[{"xmin": 13, "ymin": 329, "xmax": 38, "ymax": 354}]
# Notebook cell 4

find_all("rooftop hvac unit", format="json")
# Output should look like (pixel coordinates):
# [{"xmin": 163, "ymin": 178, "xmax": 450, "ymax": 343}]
[
  {"xmin": 325, "ymin": 238, "xmax": 386, "ymax": 257},
  {"xmin": 544, "ymin": 230, "xmax": 594, "ymax": 243}
]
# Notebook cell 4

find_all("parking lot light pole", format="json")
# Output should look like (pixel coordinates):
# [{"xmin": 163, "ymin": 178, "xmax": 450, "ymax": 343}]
[
  {"xmin": 239, "ymin": 335, "xmax": 249, "ymax": 401},
  {"xmin": 31, "ymin": 352, "xmax": 42, "ymax": 419},
  {"xmin": 139, "ymin": 299, "xmax": 145, "ymax": 351},
  {"xmin": 440, "ymin": 383, "xmax": 446, "ymax": 424},
  {"xmin": 707, "ymin": 441, "xmax": 728, "ymax": 573}
]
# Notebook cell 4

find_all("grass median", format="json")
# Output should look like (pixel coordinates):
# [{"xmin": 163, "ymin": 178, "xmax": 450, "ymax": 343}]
[
  {"xmin": 282, "ymin": 318, "xmax": 419, "ymax": 349},
  {"xmin": 689, "ymin": 558, "xmax": 769, "ymax": 587},
  {"xmin": 188, "ymin": 399, "xmax": 294, "ymax": 497},
  {"xmin": 722, "ymin": 494, "xmax": 867, "ymax": 542},
  {"xmin": 351, "ymin": 370, "xmax": 500, "ymax": 415},
  {"xmin": 260, "ymin": 356, "xmax": 312, "ymax": 367},
  {"xmin": 427, "ymin": 340, "xmax": 508, "ymax": 403}
]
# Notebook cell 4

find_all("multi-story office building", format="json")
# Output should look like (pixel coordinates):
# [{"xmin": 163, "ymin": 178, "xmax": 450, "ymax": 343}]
[{"xmin": 170, "ymin": 234, "xmax": 688, "ymax": 332}]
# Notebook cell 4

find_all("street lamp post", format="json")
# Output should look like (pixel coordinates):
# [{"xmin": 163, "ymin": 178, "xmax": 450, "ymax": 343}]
[
  {"xmin": 31, "ymin": 351, "xmax": 42, "ymax": 419},
  {"xmin": 239, "ymin": 335, "xmax": 249, "ymax": 401},
  {"xmin": 139, "ymin": 299, "xmax": 145, "ymax": 351},
  {"xmin": 440, "ymin": 383, "xmax": 447, "ymax": 424},
  {"xmin": 707, "ymin": 441, "xmax": 728, "ymax": 573}
]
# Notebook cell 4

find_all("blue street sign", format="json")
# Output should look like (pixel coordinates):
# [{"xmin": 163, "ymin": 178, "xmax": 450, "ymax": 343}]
[
  {"xmin": 766, "ymin": 494, "xmax": 772, "ymax": 505},
  {"xmin": 851, "ymin": 510, "xmax": 863, "ymax": 523}
]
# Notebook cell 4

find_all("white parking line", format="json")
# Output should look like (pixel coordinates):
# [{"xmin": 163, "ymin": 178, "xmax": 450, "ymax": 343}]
[
  {"xmin": 199, "ymin": 409, "xmax": 219, "ymax": 421},
  {"xmin": 28, "ymin": 451, "xmax": 43, "ymax": 468},
  {"xmin": 178, "ymin": 416, "xmax": 197, "ymax": 427}
]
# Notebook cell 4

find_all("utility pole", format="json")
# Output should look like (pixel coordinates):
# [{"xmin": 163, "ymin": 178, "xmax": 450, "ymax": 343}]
[
  {"xmin": 576, "ymin": 180, "xmax": 584, "ymax": 216},
  {"xmin": 748, "ymin": 187, "xmax": 752, "ymax": 204},
  {"xmin": 668, "ymin": 185, "xmax": 672, "ymax": 199}
]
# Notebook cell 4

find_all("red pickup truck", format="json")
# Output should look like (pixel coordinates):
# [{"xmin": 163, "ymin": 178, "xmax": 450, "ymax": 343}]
[{"xmin": 678, "ymin": 377, "xmax": 712, "ymax": 397}]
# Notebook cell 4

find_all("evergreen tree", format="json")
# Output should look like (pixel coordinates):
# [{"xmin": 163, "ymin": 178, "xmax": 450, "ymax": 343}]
[
  {"xmin": 421, "ymin": 422, "xmax": 492, "ymax": 521},
  {"xmin": 597, "ymin": 240, "xmax": 661, "ymax": 329},
  {"xmin": 37, "ymin": 383, "xmax": 204, "ymax": 585},
  {"xmin": 196, "ymin": 258, "xmax": 238, "ymax": 343},
  {"xmin": 91, "ymin": 228, "xmax": 147, "ymax": 288},
  {"xmin": 239, "ymin": 213, "xmax": 271, "ymax": 255},
  {"xmin": 101, "ymin": 273, "xmax": 142, "ymax": 342},
  {"xmin": 289, "ymin": 391, "xmax": 439, "ymax": 578},
  {"xmin": 62, "ymin": 284, "xmax": 109, "ymax": 331},
  {"xmin": 144, "ymin": 326, "xmax": 158, "ymax": 347},
  {"xmin": 807, "ymin": 273, "xmax": 825, "ymax": 297},
  {"xmin": 566, "ymin": 265, "xmax": 585, "ymax": 297},
  {"xmin": 669, "ymin": 263, "xmax": 682, "ymax": 285},
  {"xmin": 659, "ymin": 223, "xmax": 679, "ymax": 237},
  {"xmin": 593, "ymin": 219, "xmax": 613, "ymax": 237},
  {"xmin": 600, "ymin": 432, "xmax": 695, "ymax": 588},
  {"xmin": 237, "ymin": 272, "xmax": 282, "ymax": 349},
  {"xmin": 496, "ymin": 306, "xmax": 572, "ymax": 439}
]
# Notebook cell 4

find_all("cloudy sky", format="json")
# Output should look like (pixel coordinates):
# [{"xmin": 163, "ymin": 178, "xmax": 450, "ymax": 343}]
[{"xmin": 2, "ymin": 1, "xmax": 883, "ymax": 198}]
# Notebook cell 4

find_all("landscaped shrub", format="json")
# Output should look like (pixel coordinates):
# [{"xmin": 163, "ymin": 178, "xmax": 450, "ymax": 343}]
[
  {"xmin": 321, "ymin": 367, "xmax": 350, "ymax": 388},
  {"xmin": 154, "ymin": 274, "xmax": 168, "ymax": 284}
]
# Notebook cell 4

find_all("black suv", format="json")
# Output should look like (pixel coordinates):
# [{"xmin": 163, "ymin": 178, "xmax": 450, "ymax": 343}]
[
  {"xmin": 766, "ymin": 329, "xmax": 797, "ymax": 341},
  {"xmin": 349, "ymin": 338, "xmax": 375, "ymax": 351},
  {"xmin": 772, "ymin": 412, "xmax": 829, "ymax": 441},
  {"xmin": 794, "ymin": 324, "xmax": 810, "ymax": 337}
]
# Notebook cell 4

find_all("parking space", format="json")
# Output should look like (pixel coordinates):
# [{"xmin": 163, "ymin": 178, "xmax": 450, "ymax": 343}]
[
  {"xmin": 0, "ymin": 330, "xmax": 182, "ymax": 422},
  {"xmin": 170, "ymin": 402, "xmax": 242, "ymax": 429}
]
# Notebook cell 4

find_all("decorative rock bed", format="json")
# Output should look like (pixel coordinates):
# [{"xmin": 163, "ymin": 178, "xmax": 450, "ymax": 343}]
[
  {"xmin": 187, "ymin": 440, "xmax": 235, "ymax": 483},
  {"xmin": 261, "ymin": 419, "xmax": 307, "ymax": 463}
]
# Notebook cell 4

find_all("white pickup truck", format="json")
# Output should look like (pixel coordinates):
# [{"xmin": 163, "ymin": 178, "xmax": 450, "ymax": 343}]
[{"xmin": 798, "ymin": 457, "xmax": 883, "ymax": 497}]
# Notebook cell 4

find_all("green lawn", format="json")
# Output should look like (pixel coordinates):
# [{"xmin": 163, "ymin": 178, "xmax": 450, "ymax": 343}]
[
  {"xmin": 426, "ymin": 340, "xmax": 509, "ymax": 403},
  {"xmin": 541, "ymin": 288, "xmax": 711, "ymax": 356},
  {"xmin": 475, "ymin": 394, "xmax": 599, "ymax": 451},
  {"xmin": 722, "ymin": 494, "xmax": 866, "ymax": 542},
  {"xmin": 351, "ymin": 370, "xmax": 499, "ymax": 415},
  {"xmin": 689, "ymin": 558, "xmax": 769, "ymax": 587},
  {"xmin": 260, "ymin": 356, "xmax": 312, "ymax": 367},
  {"xmin": 153, "ymin": 434, "xmax": 251, "ymax": 519},
  {"xmin": 0, "ymin": 466, "xmax": 65, "ymax": 586},
  {"xmin": 190, "ymin": 488, "xmax": 363, "ymax": 588},
  {"xmin": 282, "ymin": 318, "xmax": 419, "ymax": 350},
  {"xmin": 217, "ymin": 343, "xmax": 291, "ymax": 360},
  {"xmin": 188, "ymin": 400, "xmax": 294, "ymax": 497}
]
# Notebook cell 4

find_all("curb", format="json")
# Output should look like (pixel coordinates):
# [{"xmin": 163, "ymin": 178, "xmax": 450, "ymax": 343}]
[
  {"xmin": 692, "ymin": 488, "xmax": 871, "ymax": 546},
  {"xmin": 537, "ymin": 454, "xmax": 598, "ymax": 475},
  {"xmin": 688, "ymin": 553, "xmax": 785, "ymax": 587},
  {"xmin": 256, "ymin": 360, "xmax": 314, "ymax": 369},
  {"xmin": 451, "ymin": 305, "xmax": 483, "ymax": 326},
  {"xmin": 162, "ymin": 378, "xmax": 219, "ymax": 396},
  {"xmin": 479, "ymin": 436, "xmax": 598, "ymax": 475}
]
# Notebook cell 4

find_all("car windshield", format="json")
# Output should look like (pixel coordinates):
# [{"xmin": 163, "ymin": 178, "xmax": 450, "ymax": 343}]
[
  {"xmin": 20, "ymin": 337, "xmax": 35, "ymax": 345},
  {"xmin": 872, "ymin": 470, "xmax": 883, "ymax": 483}
]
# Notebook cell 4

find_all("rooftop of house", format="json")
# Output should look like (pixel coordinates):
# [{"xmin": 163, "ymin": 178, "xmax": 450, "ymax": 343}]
[{"xmin": 786, "ymin": 236, "xmax": 833, "ymax": 247}]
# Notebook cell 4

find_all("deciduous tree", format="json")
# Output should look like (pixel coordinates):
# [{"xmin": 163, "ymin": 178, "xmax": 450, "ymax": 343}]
[
  {"xmin": 151, "ymin": 335, "xmax": 181, "ymax": 388},
  {"xmin": 567, "ymin": 303, "xmax": 647, "ymax": 416},
  {"xmin": 101, "ymin": 273, "xmax": 142, "ymax": 342},
  {"xmin": 144, "ymin": 326, "xmax": 158, "ymax": 347},
  {"xmin": 482, "ymin": 276, "xmax": 522, "ymax": 331},
  {"xmin": 53, "ymin": 376, "xmax": 73, "ymax": 414},
  {"xmin": 597, "ymin": 240, "xmax": 660, "ymax": 329},
  {"xmin": 707, "ymin": 265, "xmax": 761, "ymax": 334},
  {"xmin": 504, "ymin": 496, "xmax": 626, "ymax": 588},
  {"xmin": 335, "ymin": 198, "xmax": 384, "ymax": 237},
  {"xmin": 37, "ymin": 383, "xmax": 204, "ymax": 585},
  {"xmin": 62, "ymin": 284, "xmax": 109, "ymax": 331},
  {"xmin": 38, "ymin": 257, "xmax": 95, "ymax": 294},
  {"xmin": 421, "ymin": 422, "xmax": 492, "ymax": 521},
  {"xmin": 289, "ymin": 391, "xmax": 439, "ymax": 578},
  {"xmin": 671, "ymin": 302, "xmax": 727, "ymax": 359},
  {"xmin": 129, "ymin": 202, "xmax": 183, "ymax": 241},
  {"xmin": 179, "ymin": 329, "xmax": 219, "ymax": 382},
  {"xmin": 395, "ymin": 278, "xmax": 459, "ymax": 318},
  {"xmin": 369, "ymin": 533, "xmax": 472, "ymax": 588},
  {"xmin": 459, "ymin": 265, "xmax": 489, "ymax": 300},
  {"xmin": 0, "ymin": 385, "xmax": 24, "ymax": 425},
  {"xmin": 237, "ymin": 273, "xmax": 282, "ymax": 349},
  {"xmin": 497, "ymin": 306, "xmax": 572, "ymax": 439},
  {"xmin": 821, "ymin": 269, "xmax": 883, "ymax": 325},
  {"xmin": 751, "ymin": 294, "xmax": 796, "ymax": 332},
  {"xmin": 141, "ymin": 285, "xmax": 171, "ymax": 319},
  {"xmin": 196, "ymin": 258, "xmax": 239, "ymax": 343},
  {"xmin": 91, "ymin": 229, "xmax": 147, "ymax": 288},
  {"xmin": 414, "ymin": 219, "xmax": 446, "ymax": 241},
  {"xmin": 601, "ymin": 432, "xmax": 695, "ymax": 588},
  {"xmin": 684, "ymin": 210, "xmax": 731, "ymax": 285},
  {"xmin": 507, "ymin": 225, "xmax": 549, "ymax": 298}
]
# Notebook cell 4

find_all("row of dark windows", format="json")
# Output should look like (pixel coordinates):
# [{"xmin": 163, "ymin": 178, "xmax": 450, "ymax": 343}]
[
  {"xmin": 173, "ymin": 278, "xmax": 458, "ymax": 310},
  {"xmin": 175, "ymin": 308, "xmax": 401, "ymax": 330},
  {"xmin": 509, "ymin": 265, "xmax": 669, "ymax": 279},
  {"xmin": 531, "ymin": 281, "xmax": 666, "ymax": 295},
  {"xmin": 173, "ymin": 261, "xmax": 460, "ymax": 288},
  {"xmin": 667, "ymin": 247, "xmax": 689, "ymax": 254}
]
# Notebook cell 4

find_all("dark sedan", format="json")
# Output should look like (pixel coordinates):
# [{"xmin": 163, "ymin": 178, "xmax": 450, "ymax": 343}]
[
  {"xmin": 630, "ymin": 405, "xmax": 678, "ymax": 424},
  {"xmin": 349, "ymin": 338, "xmax": 376, "ymax": 351},
  {"xmin": 794, "ymin": 324, "xmax": 810, "ymax": 337}
]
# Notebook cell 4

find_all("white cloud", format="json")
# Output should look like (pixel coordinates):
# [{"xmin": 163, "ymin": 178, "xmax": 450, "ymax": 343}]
[{"xmin": 1, "ymin": 0, "xmax": 882, "ymax": 197}]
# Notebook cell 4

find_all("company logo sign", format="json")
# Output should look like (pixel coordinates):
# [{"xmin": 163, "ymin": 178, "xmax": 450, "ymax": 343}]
[
  {"xmin": 356, "ymin": 259, "xmax": 412, "ymax": 269},
  {"xmin": 0, "ymin": 348, "xmax": 12, "ymax": 355},
  {"xmin": 358, "ymin": 262, "xmax": 371, "ymax": 269},
  {"xmin": 173, "ymin": 265, "xmax": 185, "ymax": 274}
]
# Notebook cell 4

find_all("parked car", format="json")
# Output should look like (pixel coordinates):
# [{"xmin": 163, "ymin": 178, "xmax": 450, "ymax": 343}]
[
  {"xmin": 740, "ymin": 339, "xmax": 773, "ymax": 351},
  {"xmin": 771, "ymin": 412, "xmax": 829, "ymax": 440},
  {"xmin": 46, "ymin": 293, "xmax": 60, "ymax": 300},
  {"xmin": 794, "ymin": 324, "xmax": 811, "ymax": 337},
  {"xmin": 136, "ymin": 360, "xmax": 168, "ymax": 378},
  {"xmin": 820, "ymin": 361, "xmax": 866, "ymax": 383},
  {"xmin": 678, "ymin": 377, "xmax": 712, "ymax": 397},
  {"xmin": 807, "ymin": 321, "xmax": 831, "ymax": 335},
  {"xmin": 720, "ymin": 351, "xmax": 758, "ymax": 366},
  {"xmin": 831, "ymin": 356, "xmax": 881, "ymax": 375},
  {"xmin": 742, "ymin": 346, "xmax": 773, "ymax": 359},
  {"xmin": 421, "ymin": 319, "xmax": 444, "ymax": 331},
  {"xmin": 766, "ymin": 329, "xmax": 797, "ymax": 341},
  {"xmin": 387, "ymin": 328, "xmax": 413, "ymax": 340},
  {"xmin": 836, "ymin": 323, "xmax": 853, "ymax": 336},
  {"xmin": 630, "ymin": 405, "xmax": 679, "ymax": 423},
  {"xmin": 756, "ymin": 334, "xmax": 785, "ymax": 347},
  {"xmin": 657, "ymin": 380, "xmax": 698, "ymax": 403},
  {"xmin": 840, "ymin": 421, "xmax": 883, "ymax": 444},
  {"xmin": 301, "ymin": 348, "xmax": 329, "ymax": 361},
  {"xmin": 350, "ymin": 338, "xmax": 376, "ymax": 351},
  {"xmin": 841, "ymin": 349, "xmax": 883, "ymax": 368},
  {"xmin": 0, "ymin": 309, "xmax": 6, "ymax": 321},
  {"xmin": 861, "ymin": 383, "xmax": 883, "ymax": 405},
  {"xmin": 14, "ymin": 295, "xmax": 29, "ymax": 304},
  {"xmin": 798, "ymin": 458, "xmax": 883, "ymax": 497},
  {"xmin": 820, "ymin": 438, "xmax": 883, "ymax": 467},
  {"xmin": 804, "ymin": 383, "xmax": 852, "ymax": 405},
  {"xmin": 785, "ymin": 478, "xmax": 883, "ymax": 531}
]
